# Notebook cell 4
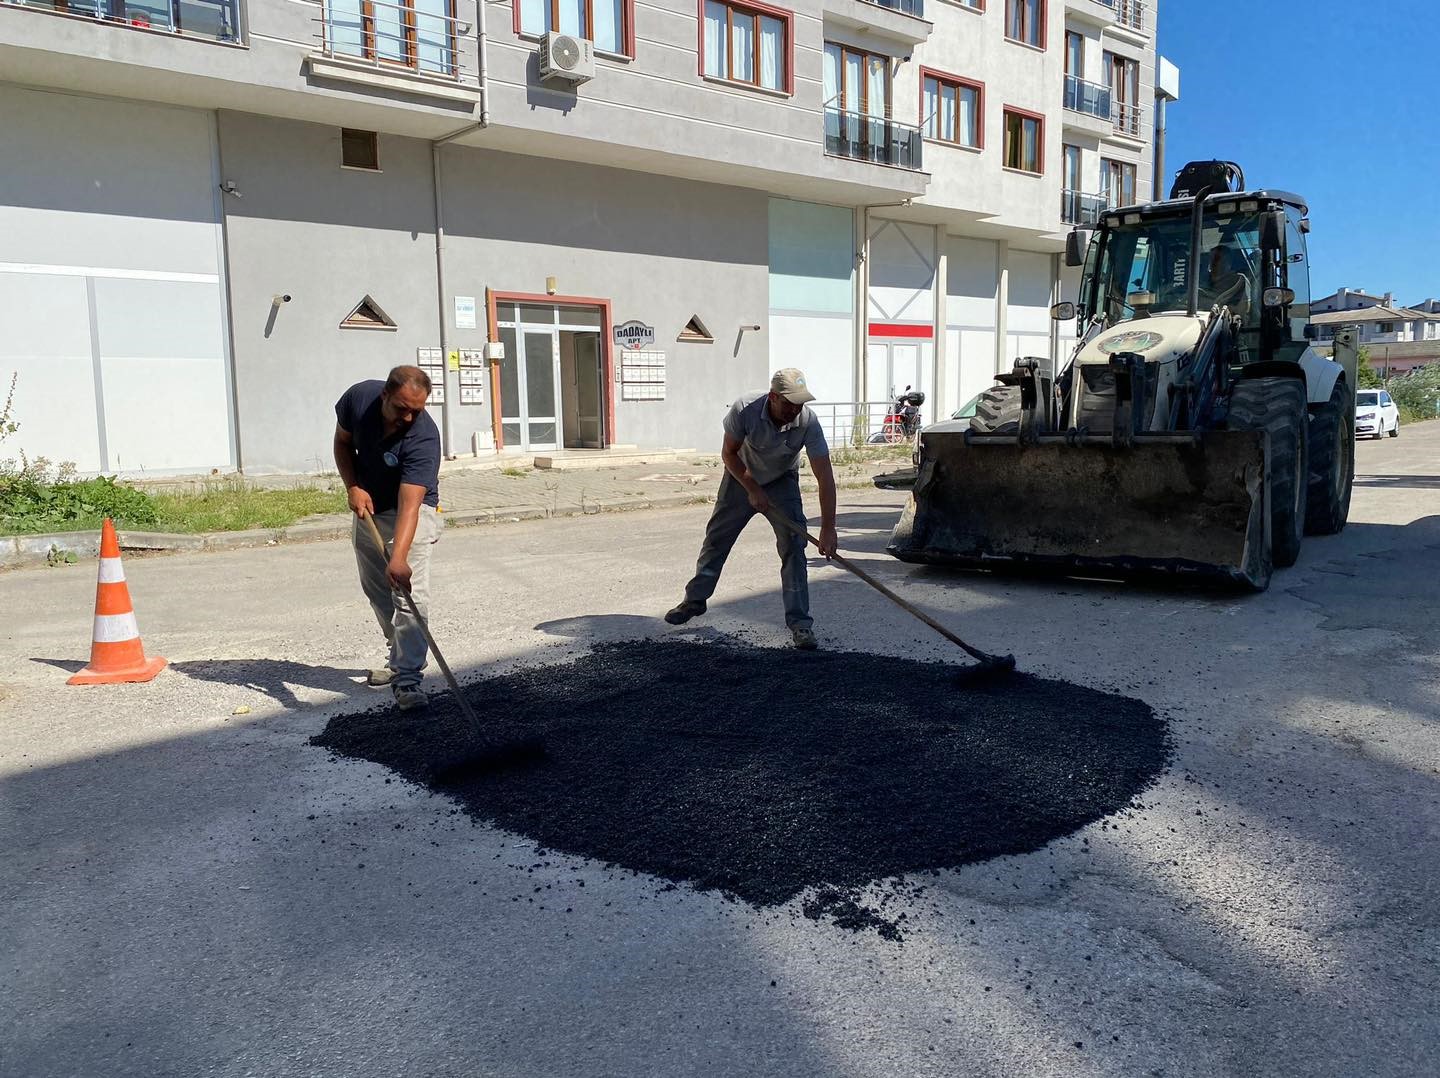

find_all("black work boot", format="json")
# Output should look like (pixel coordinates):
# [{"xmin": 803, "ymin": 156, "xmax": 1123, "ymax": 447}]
[
  {"xmin": 664, "ymin": 600, "xmax": 707, "ymax": 625},
  {"xmin": 791, "ymin": 626, "xmax": 818, "ymax": 651}
]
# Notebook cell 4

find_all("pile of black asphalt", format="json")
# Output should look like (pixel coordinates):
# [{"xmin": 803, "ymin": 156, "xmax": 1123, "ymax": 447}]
[{"xmin": 312, "ymin": 639, "xmax": 1167, "ymax": 939}]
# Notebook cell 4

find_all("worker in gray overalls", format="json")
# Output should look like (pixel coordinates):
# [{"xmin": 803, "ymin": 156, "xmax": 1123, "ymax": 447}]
[{"xmin": 665, "ymin": 368, "xmax": 838, "ymax": 650}]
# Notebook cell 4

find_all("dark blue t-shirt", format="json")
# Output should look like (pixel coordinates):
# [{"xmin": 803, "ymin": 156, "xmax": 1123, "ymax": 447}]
[{"xmin": 334, "ymin": 380, "xmax": 441, "ymax": 514}]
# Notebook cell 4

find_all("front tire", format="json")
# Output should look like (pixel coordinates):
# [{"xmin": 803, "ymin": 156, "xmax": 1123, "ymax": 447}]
[
  {"xmin": 1305, "ymin": 378, "xmax": 1354, "ymax": 536},
  {"xmin": 1228, "ymin": 376, "xmax": 1309, "ymax": 569},
  {"xmin": 969, "ymin": 385, "xmax": 1023, "ymax": 434},
  {"xmin": 1389, "ymin": 420, "xmax": 1400, "ymax": 439}
]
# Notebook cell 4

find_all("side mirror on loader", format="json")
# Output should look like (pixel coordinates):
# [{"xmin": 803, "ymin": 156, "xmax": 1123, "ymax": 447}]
[
  {"xmin": 1259, "ymin": 210, "xmax": 1286, "ymax": 252},
  {"xmin": 1050, "ymin": 301, "xmax": 1076, "ymax": 321},
  {"xmin": 1064, "ymin": 229, "xmax": 1091, "ymax": 267}
]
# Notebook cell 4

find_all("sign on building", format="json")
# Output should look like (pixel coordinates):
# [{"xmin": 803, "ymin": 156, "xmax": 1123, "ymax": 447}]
[{"xmin": 613, "ymin": 320, "xmax": 655, "ymax": 349}]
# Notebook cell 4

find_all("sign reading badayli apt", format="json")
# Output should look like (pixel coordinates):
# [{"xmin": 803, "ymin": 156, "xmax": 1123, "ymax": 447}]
[{"xmin": 613, "ymin": 320, "xmax": 655, "ymax": 349}]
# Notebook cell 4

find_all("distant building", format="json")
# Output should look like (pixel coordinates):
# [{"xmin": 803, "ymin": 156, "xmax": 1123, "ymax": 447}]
[{"xmin": 1309, "ymin": 288, "xmax": 1440, "ymax": 346}]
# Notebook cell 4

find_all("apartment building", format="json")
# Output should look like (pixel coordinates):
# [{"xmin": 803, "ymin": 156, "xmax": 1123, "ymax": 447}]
[
  {"xmin": 1311, "ymin": 289, "xmax": 1440, "ymax": 344},
  {"xmin": 0, "ymin": 0, "xmax": 1167, "ymax": 474}
]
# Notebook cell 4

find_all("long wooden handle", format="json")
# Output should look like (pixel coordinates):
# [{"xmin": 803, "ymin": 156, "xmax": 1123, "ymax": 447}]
[
  {"xmin": 765, "ymin": 510, "xmax": 997, "ymax": 665},
  {"xmin": 360, "ymin": 513, "xmax": 478, "ymax": 725}
]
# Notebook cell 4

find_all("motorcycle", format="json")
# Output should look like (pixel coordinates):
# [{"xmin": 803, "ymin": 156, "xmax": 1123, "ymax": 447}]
[{"xmin": 870, "ymin": 388, "xmax": 926, "ymax": 444}]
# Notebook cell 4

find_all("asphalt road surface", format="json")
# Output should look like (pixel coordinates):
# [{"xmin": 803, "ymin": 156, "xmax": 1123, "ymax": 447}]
[{"xmin": 3, "ymin": 423, "xmax": 1437, "ymax": 1077}]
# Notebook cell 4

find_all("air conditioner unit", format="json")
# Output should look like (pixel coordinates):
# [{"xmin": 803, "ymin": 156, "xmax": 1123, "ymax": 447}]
[{"xmin": 539, "ymin": 31, "xmax": 595, "ymax": 84}]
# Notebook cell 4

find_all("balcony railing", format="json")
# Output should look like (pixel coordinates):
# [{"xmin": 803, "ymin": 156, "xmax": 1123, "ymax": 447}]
[
  {"xmin": 859, "ymin": 0, "xmax": 925, "ymax": 17},
  {"xmin": 1, "ymin": 0, "xmax": 242, "ymax": 42},
  {"xmin": 824, "ymin": 108, "xmax": 924, "ymax": 171},
  {"xmin": 1111, "ymin": 100, "xmax": 1145, "ymax": 138},
  {"xmin": 1112, "ymin": 0, "xmax": 1144, "ymax": 31},
  {"xmin": 318, "ymin": 0, "xmax": 463, "ymax": 78},
  {"xmin": 1061, "ymin": 189, "xmax": 1106, "ymax": 225},
  {"xmin": 1063, "ymin": 74, "xmax": 1112, "ymax": 119}
]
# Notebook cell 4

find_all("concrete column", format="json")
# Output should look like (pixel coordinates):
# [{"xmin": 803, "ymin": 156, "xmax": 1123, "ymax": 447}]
[
  {"xmin": 933, "ymin": 228, "xmax": 947, "ymax": 413},
  {"xmin": 994, "ymin": 240, "xmax": 1010, "ymax": 375},
  {"xmin": 854, "ymin": 206, "xmax": 869, "ymax": 402}
]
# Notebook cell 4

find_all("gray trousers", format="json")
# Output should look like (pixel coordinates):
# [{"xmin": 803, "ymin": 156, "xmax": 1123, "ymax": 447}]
[
  {"xmin": 683, "ymin": 471, "xmax": 812, "ymax": 629},
  {"xmin": 352, "ymin": 504, "xmax": 441, "ymax": 688}
]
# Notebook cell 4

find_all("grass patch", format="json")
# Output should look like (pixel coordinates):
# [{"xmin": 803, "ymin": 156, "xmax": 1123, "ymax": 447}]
[
  {"xmin": 500, "ymin": 466, "xmax": 530, "ymax": 478},
  {"xmin": 1, "ymin": 477, "xmax": 347, "ymax": 536},
  {"xmin": 150, "ymin": 482, "xmax": 347, "ymax": 533}
]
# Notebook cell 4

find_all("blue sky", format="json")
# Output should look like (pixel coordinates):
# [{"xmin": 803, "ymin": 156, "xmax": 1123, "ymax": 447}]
[{"xmin": 1158, "ymin": 1, "xmax": 1438, "ymax": 305}]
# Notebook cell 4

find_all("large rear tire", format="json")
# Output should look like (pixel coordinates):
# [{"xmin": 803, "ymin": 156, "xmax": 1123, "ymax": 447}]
[
  {"xmin": 1304, "ymin": 379, "xmax": 1354, "ymax": 536},
  {"xmin": 1227, "ymin": 376, "xmax": 1309, "ymax": 569},
  {"xmin": 969, "ymin": 385, "xmax": 1023, "ymax": 434}
]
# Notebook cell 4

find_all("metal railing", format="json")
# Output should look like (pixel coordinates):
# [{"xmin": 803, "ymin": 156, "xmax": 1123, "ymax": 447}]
[
  {"xmin": 1113, "ymin": 0, "xmax": 1144, "ymax": 31},
  {"xmin": 1063, "ymin": 74, "xmax": 1111, "ymax": 119},
  {"xmin": 1111, "ymin": 100, "xmax": 1146, "ymax": 138},
  {"xmin": 810, "ymin": 402, "xmax": 924, "ymax": 448},
  {"xmin": 859, "ymin": 0, "xmax": 924, "ymax": 17},
  {"xmin": 316, "ymin": 0, "xmax": 467, "ymax": 79},
  {"xmin": 1061, "ymin": 189, "xmax": 1106, "ymax": 225},
  {"xmin": 824, "ymin": 108, "xmax": 924, "ymax": 171},
  {"xmin": 1, "ymin": 0, "xmax": 242, "ymax": 42}
]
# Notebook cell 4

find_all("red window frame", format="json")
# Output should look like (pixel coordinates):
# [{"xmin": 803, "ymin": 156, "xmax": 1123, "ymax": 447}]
[
  {"xmin": 696, "ymin": 0, "xmax": 796, "ymax": 96},
  {"xmin": 918, "ymin": 67, "xmax": 984, "ymax": 149},
  {"xmin": 1002, "ymin": 105, "xmax": 1045, "ymax": 174},
  {"xmin": 513, "ymin": 0, "xmax": 637, "ymax": 58},
  {"xmin": 1004, "ymin": 0, "xmax": 1047, "ymax": 51}
]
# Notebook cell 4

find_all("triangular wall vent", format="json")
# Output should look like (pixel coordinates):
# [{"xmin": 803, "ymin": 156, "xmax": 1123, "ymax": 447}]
[
  {"xmin": 340, "ymin": 294, "xmax": 397, "ymax": 330},
  {"xmin": 677, "ymin": 314, "xmax": 713, "ymax": 343}
]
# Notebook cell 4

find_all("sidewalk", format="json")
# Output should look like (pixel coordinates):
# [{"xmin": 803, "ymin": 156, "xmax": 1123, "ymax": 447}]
[{"xmin": 2, "ymin": 451, "xmax": 910, "ymax": 568}]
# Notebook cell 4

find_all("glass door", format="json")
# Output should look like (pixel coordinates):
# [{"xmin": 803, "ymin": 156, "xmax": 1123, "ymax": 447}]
[{"xmin": 496, "ymin": 303, "xmax": 563, "ymax": 451}]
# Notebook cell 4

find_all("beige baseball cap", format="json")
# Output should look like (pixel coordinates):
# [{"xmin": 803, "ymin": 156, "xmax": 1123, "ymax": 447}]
[{"xmin": 770, "ymin": 368, "xmax": 816, "ymax": 405}]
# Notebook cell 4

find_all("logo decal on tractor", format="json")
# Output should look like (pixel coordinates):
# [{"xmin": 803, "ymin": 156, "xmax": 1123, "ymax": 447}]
[{"xmin": 1098, "ymin": 330, "xmax": 1164, "ymax": 355}]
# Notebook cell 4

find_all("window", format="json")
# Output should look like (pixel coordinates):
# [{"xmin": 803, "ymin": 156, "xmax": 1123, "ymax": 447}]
[
  {"xmin": 921, "ymin": 70, "xmax": 982, "ymax": 148},
  {"xmin": 1379, "ymin": 322, "xmax": 1394, "ymax": 334},
  {"xmin": 1063, "ymin": 144, "xmax": 1081, "ymax": 190},
  {"xmin": 1002, "ymin": 108, "xmax": 1043, "ymax": 173},
  {"xmin": 824, "ymin": 42, "xmax": 890, "ymax": 118},
  {"xmin": 519, "ymin": 0, "xmax": 630, "ymax": 55},
  {"xmin": 341, "ymin": 128, "xmax": 380, "ymax": 170},
  {"xmin": 702, "ymin": 0, "xmax": 791, "ymax": 93},
  {"xmin": 1100, "ymin": 157, "xmax": 1135, "ymax": 206},
  {"xmin": 327, "ymin": 0, "xmax": 458, "ymax": 75},
  {"xmin": 1064, "ymin": 31, "xmax": 1083, "ymax": 76},
  {"xmin": 1104, "ymin": 51, "xmax": 1141, "ymax": 135},
  {"xmin": 1005, "ymin": 0, "xmax": 1044, "ymax": 49}
]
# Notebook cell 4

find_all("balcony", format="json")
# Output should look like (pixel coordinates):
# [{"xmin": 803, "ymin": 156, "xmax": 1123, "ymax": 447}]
[
  {"xmin": 315, "ymin": 0, "xmax": 464, "ymax": 79},
  {"xmin": 1110, "ymin": 100, "xmax": 1146, "ymax": 140},
  {"xmin": 823, "ymin": 0, "xmax": 931, "ymax": 48},
  {"xmin": 825, "ymin": 107, "xmax": 923, "ymax": 171},
  {"xmin": 0, "ymin": 0, "xmax": 242, "ymax": 42},
  {"xmin": 1061, "ymin": 189, "xmax": 1106, "ymax": 225},
  {"xmin": 862, "ymin": 0, "xmax": 923, "ymax": 15},
  {"xmin": 1110, "ymin": 0, "xmax": 1145, "ymax": 33},
  {"xmin": 1063, "ymin": 74, "xmax": 1111, "ymax": 119}
]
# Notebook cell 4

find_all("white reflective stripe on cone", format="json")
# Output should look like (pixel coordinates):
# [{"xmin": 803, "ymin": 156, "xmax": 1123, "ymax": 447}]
[
  {"xmin": 93, "ymin": 611, "xmax": 140, "ymax": 643},
  {"xmin": 97, "ymin": 557, "xmax": 126, "ymax": 584}
]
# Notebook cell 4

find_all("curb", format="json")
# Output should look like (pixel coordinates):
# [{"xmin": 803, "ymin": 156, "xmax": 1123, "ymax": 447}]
[{"xmin": 1, "ymin": 478, "xmax": 897, "ymax": 570}]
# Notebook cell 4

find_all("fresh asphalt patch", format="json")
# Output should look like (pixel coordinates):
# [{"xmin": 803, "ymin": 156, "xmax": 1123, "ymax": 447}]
[{"xmin": 312, "ymin": 640, "xmax": 1167, "ymax": 939}]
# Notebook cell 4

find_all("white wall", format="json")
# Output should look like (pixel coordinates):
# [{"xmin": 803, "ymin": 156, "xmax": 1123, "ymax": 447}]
[
  {"xmin": 0, "ymin": 86, "xmax": 233, "ymax": 474},
  {"xmin": 946, "ymin": 235, "xmax": 1000, "ymax": 413},
  {"xmin": 1006, "ymin": 249, "xmax": 1053, "ymax": 364}
]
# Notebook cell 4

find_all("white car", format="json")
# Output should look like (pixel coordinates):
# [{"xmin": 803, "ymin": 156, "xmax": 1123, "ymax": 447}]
[{"xmin": 1355, "ymin": 390, "xmax": 1400, "ymax": 439}]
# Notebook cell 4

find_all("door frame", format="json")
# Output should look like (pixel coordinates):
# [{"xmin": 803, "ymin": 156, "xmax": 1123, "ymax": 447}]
[{"xmin": 486, "ymin": 290, "xmax": 615, "ymax": 452}]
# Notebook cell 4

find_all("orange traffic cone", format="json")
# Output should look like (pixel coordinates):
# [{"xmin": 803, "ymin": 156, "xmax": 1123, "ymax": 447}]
[{"xmin": 67, "ymin": 519, "xmax": 166, "ymax": 685}]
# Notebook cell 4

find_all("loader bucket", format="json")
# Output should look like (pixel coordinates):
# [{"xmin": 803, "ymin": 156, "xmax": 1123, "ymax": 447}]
[{"xmin": 887, "ymin": 429, "xmax": 1272, "ymax": 590}]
